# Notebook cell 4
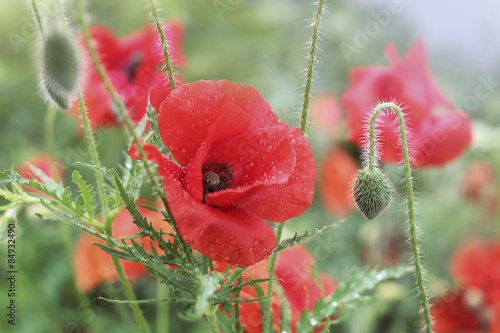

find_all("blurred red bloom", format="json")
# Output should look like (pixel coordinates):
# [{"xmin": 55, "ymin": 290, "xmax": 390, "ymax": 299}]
[
  {"xmin": 73, "ymin": 201, "xmax": 172, "ymax": 292},
  {"xmin": 129, "ymin": 80, "xmax": 316, "ymax": 266},
  {"xmin": 431, "ymin": 291, "xmax": 483, "ymax": 333},
  {"xmin": 462, "ymin": 161, "xmax": 499, "ymax": 213},
  {"xmin": 310, "ymin": 93, "xmax": 344, "ymax": 134},
  {"xmin": 319, "ymin": 147, "xmax": 359, "ymax": 217},
  {"xmin": 234, "ymin": 245, "xmax": 336, "ymax": 333},
  {"xmin": 342, "ymin": 40, "xmax": 471, "ymax": 167},
  {"xmin": 432, "ymin": 240, "xmax": 500, "ymax": 332},
  {"xmin": 17, "ymin": 153, "xmax": 63, "ymax": 195},
  {"xmin": 451, "ymin": 240, "xmax": 500, "ymax": 305},
  {"xmin": 73, "ymin": 22, "xmax": 186, "ymax": 127}
]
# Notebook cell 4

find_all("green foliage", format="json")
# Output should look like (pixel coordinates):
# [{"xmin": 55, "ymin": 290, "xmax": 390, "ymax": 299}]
[{"xmin": 295, "ymin": 266, "xmax": 414, "ymax": 332}]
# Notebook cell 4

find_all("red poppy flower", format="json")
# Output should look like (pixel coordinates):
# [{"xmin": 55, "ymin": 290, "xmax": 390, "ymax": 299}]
[
  {"xmin": 17, "ymin": 153, "xmax": 63, "ymax": 195},
  {"xmin": 319, "ymin": 147, "xmax": 359, "ymax": 217},
  {"xmin": 431, "ymin": 290, "xmax": 483, "ymax": 333},
  {"xmin": 129, "ymin": 80, "xmax": 316, "ymax": 266},
  {"xmin": 462, "ymin": 161, "xmax": 499, "ymax": 213},
  {"xmin": 451, "ymin": 240, "xmax": 500, "ymax": 306},
  {"xmin": 342, "ymin": 40, "xmax": 472, "ymax": 167},
  {"xmin": 73, "ymin": 201, "xmax": 172, "ymax": 292},
  {"xmin": 310, "ymin": 93, "xmax": 344, "ymax": 134},
  {"xmin": 233, "ymin": 245, "xmax": 335, "ymax": 333},
  {"xmin": 73, "ymin": 21, "xmax": 186, "ymax": 127}
]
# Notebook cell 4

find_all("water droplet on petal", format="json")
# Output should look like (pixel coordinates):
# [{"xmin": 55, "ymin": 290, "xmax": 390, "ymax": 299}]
[
  {"xmin": 254, "ymin": 240, "xmax": 258, "ymax": 246},
  {"xmin": 187, "ymin": 101, "xmax": 191, "ymax": 107},
  {"xmin": 290, "ymin": 138, "xmax": 297, "ymax": 146},
  {"xmin": 302, "ymin": 188, "xmax": 308, "ymax": 194},
  {"xmin": 248, "ymin": 247, "xmax": 253, "ymax": 253},
  {"xmin": 246, "ymin": 163, "xmax": 254, "ymax": 170},
  {"xmin": 276, "ymin": 118, "xmax": 283, "ymax": 124},
  {"xmin": 302, "ymin": 175, "xmax": 307, "ymax": 180},
  {"xmin": 218, "ymin": 223, "xmax": 223, "ymax": 229},
  {"xmin": 181, "ymin": 149, "xmax": 186, "ymax": 156},
  {"xmin": 224, "ymin": 256, "xmax": 229, "ymax": 261},
  {"xmin": 266, "ymin": 145, "xmax": 273, "ymax": 152},
  {"xmin": 215, "ymin": 238, "xmax": 220, "ymax": 243},
  {"xmin": 232, "ymin": 240, "xmax": 236, "ymax": 245},
  {"xmin": 239, "ymin": 156, "xmax": 244, "ymax": 162}
]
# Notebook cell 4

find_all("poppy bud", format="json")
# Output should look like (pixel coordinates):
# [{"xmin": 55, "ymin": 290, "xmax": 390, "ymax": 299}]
[
  {"xmin": 354, "ymin": 166, "xmax": 392, "ymax": 219},
  {"xmin": 41, "ymin": 31, "xmax": 79, "ymax": 110}
]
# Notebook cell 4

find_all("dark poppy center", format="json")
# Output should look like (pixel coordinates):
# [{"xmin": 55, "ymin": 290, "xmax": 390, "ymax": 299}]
[
  {"xmin": 126, "ymin": 52, "xmax": 142, "ymax": 81},
  {"xmin": 202, "ymin": 161, "xmax": 233, "ymax": 196}
]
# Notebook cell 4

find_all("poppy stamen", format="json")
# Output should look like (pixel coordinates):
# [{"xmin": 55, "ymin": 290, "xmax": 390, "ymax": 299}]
[{"xmin": 202, "ymin": 161, "xmax": 233, "ymax": 196}]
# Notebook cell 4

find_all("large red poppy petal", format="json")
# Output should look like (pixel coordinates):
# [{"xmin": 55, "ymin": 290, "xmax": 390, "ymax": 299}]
[
  {"xmin": 158, "ymin": 84, "xmax": 251, "ymax": 166},
  {"xmin": 230, "ymin": 127, "xmax": 315, "ymax": 222},
  {"xmin": 162, "ymin": 175, "xmax": 276, "ymax": 266},
  {"xmin": 414, "ymin": 110, "xmax": 472, "ymax": 166},
  {"xmin": 431, "ymin": 291, "xmax": 481, "ymax": 333}
]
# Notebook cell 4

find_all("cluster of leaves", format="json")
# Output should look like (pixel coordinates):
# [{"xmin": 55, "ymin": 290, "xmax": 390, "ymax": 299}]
[{"xmin": 0, "ymin": 110, "xmax": 413, "ymax": 331}]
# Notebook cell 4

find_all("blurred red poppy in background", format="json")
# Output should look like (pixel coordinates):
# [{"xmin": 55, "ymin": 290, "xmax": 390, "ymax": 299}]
[
  {"xmin": 234, "ymin": 245, "xmax": 336, "ymax": 333},
  {"xmin": 462, "ymin": 161, "xmax": 499, "ymax": 213},
  {"xmin": 129, "ymin": 80, "xmax": 316, "ymax": 266},
  {"xmin": 310, "ymin": 93, "xmax": 344, "ymax": 135},
  {"xmin": 73, "ymin": 201, "xmax": 172, "ymax": 292},
  {"xmin": 342, "ymin": 40, "xmax": 471, "ymax": 167},
  {"xmin": 17, "ymin": 153, "xmax": 63, "ymax": 195},
  {"xmin": 319, "ymin": 147, "xmax": 358, "ymax": 217},
  {"xmin": 73, "ymin": 21, "xmax": 186, "ymax": 127},
  {"xmin": 432, "ymin": 240, "xmax": 500, "ymax": 332}
]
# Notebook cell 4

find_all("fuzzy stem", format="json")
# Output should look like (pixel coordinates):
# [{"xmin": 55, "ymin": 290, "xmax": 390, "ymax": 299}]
[
  {"xmin": 146, "ymin": 0, "xmax": 176, "ymax": 90},
  {"xmin": 262, "ymin": 222, "xmax": 284, "ymax": 333},
  {"xmin": 156, "ymin": 281, "xmax": 170, "ymax": 333},
  {"xmin": 77, "ymin": 91, "xmax": 108, "ymax": 216},
  {"xmin": 205, "ymin": 307, "xmax": 219, "ymax": 333},
  {"xmin": 368, "ymin": 102, "xmax": 433, "ymax": 333},
  {"xmin": 235, "ymin": 275, "xmax": 243, "ymax": 332},
  {"xmin": 30, "ymin": 0, "xmax": 45, "ymax": 38},
  {"xmin": 74, "ymin": 0, "xmax": 197, "ymax": 267},
  {"xmin": 299, "ymin": 0, "xmax": 324, "ymax": 135},
  {"xmin": 44, "ymin": 105, "xmax": 59, "ymax": 182}
]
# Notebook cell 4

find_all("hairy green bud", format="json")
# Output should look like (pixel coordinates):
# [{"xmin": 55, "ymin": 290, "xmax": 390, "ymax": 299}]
[
  {"xmin": 354, "ymin": 166, "xmax": 392, "ymax": 220},
  {"xmin": 42, "ymin": 31, "xmax": 79, "ymax": 109}
]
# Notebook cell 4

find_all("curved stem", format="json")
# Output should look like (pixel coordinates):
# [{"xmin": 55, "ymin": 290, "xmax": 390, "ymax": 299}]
[
  {"xmin": 146, "ymin": 0, "xmax": 176, "ymax": 91},
  {"xmin": 368, "ymin": 102, "xmax": 432, "ymax": 333},
  {"xmin": 30, "ymin": 0, "xmax": 44, "ymax": 38},
  {"xmin": 299, "ymin": 0, "xmax": 324, "ymax": 135},
  {"xmin": 74, "ymin": 0, "xmax": 197, "ymax": 267},
  {"xmin": 77, "ymin": 90, "xmax": 108, "ymax": 215},
  {"xmin": 262, "ymin": 222, "xmax": 284, "ymax": 333}
]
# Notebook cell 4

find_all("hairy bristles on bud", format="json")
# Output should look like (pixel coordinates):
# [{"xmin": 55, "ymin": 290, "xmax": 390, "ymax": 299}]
[
  {"xmin": 39, "ymin": 30, "xmax": 80, "ymax": 110},
  {"xmin": 354, "ymin": 166, "xmax": 393, "ymax": 220}
]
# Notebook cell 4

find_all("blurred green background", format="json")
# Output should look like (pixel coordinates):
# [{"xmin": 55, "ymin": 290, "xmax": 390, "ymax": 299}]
[{"xmin": 1, "ymin": 0, "xmax": 500, "ymax": 332}]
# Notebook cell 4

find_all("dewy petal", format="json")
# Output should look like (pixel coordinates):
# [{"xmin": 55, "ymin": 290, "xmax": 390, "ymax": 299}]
[
  {"xmin": 182, "ymin": 103, "xmax": 252, "ymax": 202},
  {"xmin": 128, "ymin": 142, "xmax": 183, "ymax": 182},
  {"xmin": 230, "ymin": 127, "xmax": 316, "ymax": 222},
  {"xmin": 158, "ymin": 80, "xmax": 274, "ymax": 166},
  {"xmin": 204, "ymin": 126, "xmax": 296, "ymax": 208},
  {"xmin": 161, "ymin": 171, "xmax": 276, "ymax": 266},
  {"xmin": 414, "ymin": 110, "xmax": 472, "ymax": 166}
]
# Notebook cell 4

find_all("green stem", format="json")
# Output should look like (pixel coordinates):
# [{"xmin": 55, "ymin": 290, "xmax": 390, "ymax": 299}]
[
  {"xmin": 45, "ymin": 105, "xmax": 59, "ymax": 182},
  {"xmin": 30, "ymin": 0, "xmax": 45, "ymax": 38},
  {"xmin": 146, "ymin": 0, "xmax": 176, "ymax": 91},
  {"xmin": 74, "ymin": 0, "xmax": 197, "ymax": 268},
  {"xmin": 299, "ymin": 0, "xmax": 324, "ymax": 135},
  {"xmin": 235, "ymin": 275, "xmax": 243, "ymax": 333},
  {"xmin": 205, "ymin": 307, "xmax": 219, "ymax": 333},
  {"xmin": 262, "ymin": 222, "xmax": 284, "ymax": 333},
  {"xmin": 368, "ymin": 102, "xmax": 433, "ymax": 333},
  {"xmin": 156, "ymin": 281, "xmax": 170, "ymax": 333},
  {"xmin": 77, "ymin": 91, "xmax": 108, "ymax": 215}
]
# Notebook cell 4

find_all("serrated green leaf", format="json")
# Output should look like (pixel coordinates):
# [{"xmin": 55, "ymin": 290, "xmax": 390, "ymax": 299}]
[
  {"xmin": 295, "ymin": 265, "xmax": 414, "ymax": 332},
  {"xmin": 72, "ymin": 170, "xmax": 95, "ymax": 218},
  {"xmin": 274, "ymin": 219, "xmax": 345, "ymax": 253}
]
